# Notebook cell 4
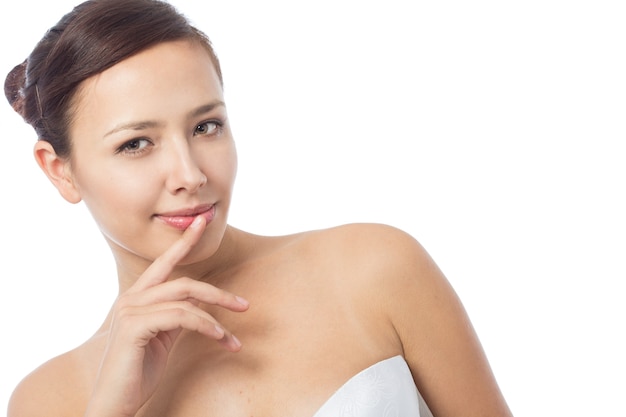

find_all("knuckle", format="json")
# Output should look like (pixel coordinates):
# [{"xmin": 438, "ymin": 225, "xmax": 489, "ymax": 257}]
[
  {"xmin": 109, "ymin": 307, "xmax": 137, "ymax": 335},
  {"xmin": 115, "ymin": 293, "xmax": 134, "ymax": 310},
  {"xmin": 112, "ymin": 304, "xmax": 134, "ymax": 322},
  {"xmin": 215, "ymin": 288, "xmax": 233, "ymax": 304},
  {"xmin": 178, "ymin": 300, "xmax": 195, "ymax": 310},
  {"xmin": 171, "ymin": 278, "xmax": 194, "ymax": 299},
  {"xmin": 112, "ymin": 302, "xmax": 130, "ymax": 318},
  {"xmin": 170, "ymin": 305, "xmax": 189, "ymax": 319}
]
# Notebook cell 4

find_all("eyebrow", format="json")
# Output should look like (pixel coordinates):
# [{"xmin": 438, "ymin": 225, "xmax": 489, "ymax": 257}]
[{"xmin": 103, "ymin": 100, "xmax": 226, "ymax": 138}]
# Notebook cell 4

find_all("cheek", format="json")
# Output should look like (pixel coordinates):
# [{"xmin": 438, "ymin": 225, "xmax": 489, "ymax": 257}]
[
  {"xmin": 74, "ymin": 161, "xmax": 158, "ymax": 220},
  {"xmin": 78, "ymin": 170, "xmax": 159, "ymax": 252},
  {"xmin": 200, "ymin": 141, "xmax": 238, "ymax": 189},
  {"xmin": 225, "ymin": 141, "xmax": 238, "ymax": 181},
  {"xmin": 220, "ymin": 151, "xmax": 238, "ymax": 187}
]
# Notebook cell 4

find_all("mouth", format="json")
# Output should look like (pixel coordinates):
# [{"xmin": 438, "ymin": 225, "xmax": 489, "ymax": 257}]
[{"xmin": 154, "ymin": 204, "xmax": 216, "ymax": 230}]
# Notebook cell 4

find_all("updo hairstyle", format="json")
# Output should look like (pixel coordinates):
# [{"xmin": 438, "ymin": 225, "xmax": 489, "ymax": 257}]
[{"xmin": 4, "ymin": 0, "xmax": 223, "ymax": 158}]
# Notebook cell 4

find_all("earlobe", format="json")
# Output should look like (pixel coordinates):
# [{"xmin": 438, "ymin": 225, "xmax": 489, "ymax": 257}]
[{"xmin": 33, "ymin": 141, "xmax": 82, "ymax": 204}]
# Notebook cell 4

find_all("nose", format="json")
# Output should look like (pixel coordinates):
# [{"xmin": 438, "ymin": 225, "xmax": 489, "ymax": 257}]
[{"xmin": 164, "ymin": 138, "xmax": 207, "ymax": 194}]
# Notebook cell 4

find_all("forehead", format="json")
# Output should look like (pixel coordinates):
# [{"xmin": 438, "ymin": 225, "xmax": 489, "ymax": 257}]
[{"xmin": 70, "ymin": 40, "xmax": 224, "ymax": 133}]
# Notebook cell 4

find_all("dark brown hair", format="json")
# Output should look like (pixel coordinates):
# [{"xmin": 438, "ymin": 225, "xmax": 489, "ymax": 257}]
[{"xmin": 4, "ymin": 0, "xmax": 223, "ymax": 158}]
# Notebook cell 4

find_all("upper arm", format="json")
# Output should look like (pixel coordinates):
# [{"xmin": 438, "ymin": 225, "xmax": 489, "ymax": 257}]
[{"xmin": 364, "ymin": 225, "xmax": 513, "ymax": 417}]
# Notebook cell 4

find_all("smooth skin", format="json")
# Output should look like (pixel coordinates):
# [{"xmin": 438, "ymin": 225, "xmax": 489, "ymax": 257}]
[
  {"xmin": 85, "ymin": 216, "xmax": 249, "ymax": 417},
  {"xmin": 8, "ymin": 41, "xmax": 513, "ymax": 417}
]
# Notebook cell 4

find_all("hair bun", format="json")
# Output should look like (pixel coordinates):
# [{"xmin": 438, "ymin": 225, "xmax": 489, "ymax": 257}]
[{"xmin": 4, "ymin": 60, "xmax": 27, "ymax": 117}]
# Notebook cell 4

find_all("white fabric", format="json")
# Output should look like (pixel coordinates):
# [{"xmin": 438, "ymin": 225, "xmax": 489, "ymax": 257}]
[{"xmin": 312, "ymin": 355, "xmax": 433, "ymax": 417}]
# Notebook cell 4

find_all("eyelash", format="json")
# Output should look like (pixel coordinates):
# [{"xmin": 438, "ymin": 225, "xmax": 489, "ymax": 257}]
[
  {"xmin": 115, "ymin": 119, "xmax": 224, "ymax": 156},
  {"xmin": 194, "ymin": 119, "xmax": 224, "ymax": 136},
  {"xmin": 116, "ymin": 138, "xmax": 152, "ymax": 156}
]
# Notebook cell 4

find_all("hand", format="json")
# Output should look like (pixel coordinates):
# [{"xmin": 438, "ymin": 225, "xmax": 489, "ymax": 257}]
[{"xmin": 84, "ymin": 216, "xmax": 249, "ymax": 417}]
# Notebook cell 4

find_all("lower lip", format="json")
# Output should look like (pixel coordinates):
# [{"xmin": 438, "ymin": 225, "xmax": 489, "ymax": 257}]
[{"xmin": 155, "ymin": 205, "xmax": 216, "ymax": 230}]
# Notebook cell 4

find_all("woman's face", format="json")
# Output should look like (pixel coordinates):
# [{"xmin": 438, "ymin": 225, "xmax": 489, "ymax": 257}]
[{"xmin": 63, "ymin": 40, "xmax": 237, "ymax": 265}]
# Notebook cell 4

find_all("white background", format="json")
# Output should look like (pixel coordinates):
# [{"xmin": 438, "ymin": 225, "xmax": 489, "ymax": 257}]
[{"xmin": 1, "ymin": 1, "xmax": 624, "ymax": 416}]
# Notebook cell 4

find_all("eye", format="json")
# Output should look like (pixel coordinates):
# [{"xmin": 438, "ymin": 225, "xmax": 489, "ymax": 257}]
[
  {"xmin": 194, "ymin": 120, "xmax": 222, "ymax": 136},
  {"xmin": 117, "ymin": 138, "xmax": 152, "ymax": 155}
]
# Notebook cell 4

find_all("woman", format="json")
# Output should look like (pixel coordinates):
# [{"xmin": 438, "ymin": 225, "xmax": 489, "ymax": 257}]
[{"xmin": 5, "ymin": 0, "xmax": 512, "ymax": 416}]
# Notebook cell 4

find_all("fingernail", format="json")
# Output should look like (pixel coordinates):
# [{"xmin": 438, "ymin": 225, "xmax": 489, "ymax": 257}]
[
  {"xmin": 214, "ymin": 324, "xmax": 225, "ymax": 338},
  {"xmin": 235, "ymin": 296, "xmax": 249, "ymax": 307},
  {"xmin": 232, "ymin": 334, "xmax": 241, "ymax": 348}
]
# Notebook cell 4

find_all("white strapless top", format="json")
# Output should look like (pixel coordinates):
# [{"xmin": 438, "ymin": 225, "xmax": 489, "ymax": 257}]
[{"xmin": 312, "ymin": 355, "xmax": 433, "ymax": 417}]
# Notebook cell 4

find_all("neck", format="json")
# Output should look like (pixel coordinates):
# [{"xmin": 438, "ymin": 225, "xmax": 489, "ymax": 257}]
[{"xmin": 109, "ymin": 225, "xmax": 241, "ymax": 294}]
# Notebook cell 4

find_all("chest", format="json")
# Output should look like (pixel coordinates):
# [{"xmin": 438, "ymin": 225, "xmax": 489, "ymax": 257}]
[
  {"xmin": 135, "ymin": 279, "xmax": 398, "ymax": 416},
  {"xmin": 137, "ymin": 352, "xmax": 343, "ymax": 417}
]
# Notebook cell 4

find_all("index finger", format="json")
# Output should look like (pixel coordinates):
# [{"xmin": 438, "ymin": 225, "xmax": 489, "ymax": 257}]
[{"xmin": 129, "ymin": 215, "xmax": 207, "ymax": 292}]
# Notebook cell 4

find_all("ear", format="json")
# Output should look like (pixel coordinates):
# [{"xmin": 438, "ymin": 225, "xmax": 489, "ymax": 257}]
[{"xmin": 33, "ymin": 141, "xmax": 82, "ymax": 204}]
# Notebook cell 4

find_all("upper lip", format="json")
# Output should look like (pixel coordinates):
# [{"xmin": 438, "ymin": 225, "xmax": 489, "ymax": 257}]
[{"xmin": 155, "ymin": 204, "xmax": 214, "ymax": 217}]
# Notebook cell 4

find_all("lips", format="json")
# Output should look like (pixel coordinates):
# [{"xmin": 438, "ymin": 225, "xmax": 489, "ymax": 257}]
[{"xmin": 154, "ymin": 204, "xmax": 215, "ymax": 230}]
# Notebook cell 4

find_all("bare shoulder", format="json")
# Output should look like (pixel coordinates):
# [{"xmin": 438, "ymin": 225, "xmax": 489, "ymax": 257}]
[
  {"xmin": 302, "ymin": 222, "xmax": 422, "ymax": 252},
  {"xmin": 301, "ymin": 224, "xmax": 513, "ymax": 417},
  {"xmin": 293, "ymin": 222, "xmax": 445, "ymax": 322},
  {"xmin": 8, "ymin": 344, "xmax": 94, "ymax": 417},
  {"xmin": 288, "ymin": 223, "xmax": 458, "ymax": 321},
  {"xmin": 302, "ymin": 222, "xmax": 437, "ymax": 286}
]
